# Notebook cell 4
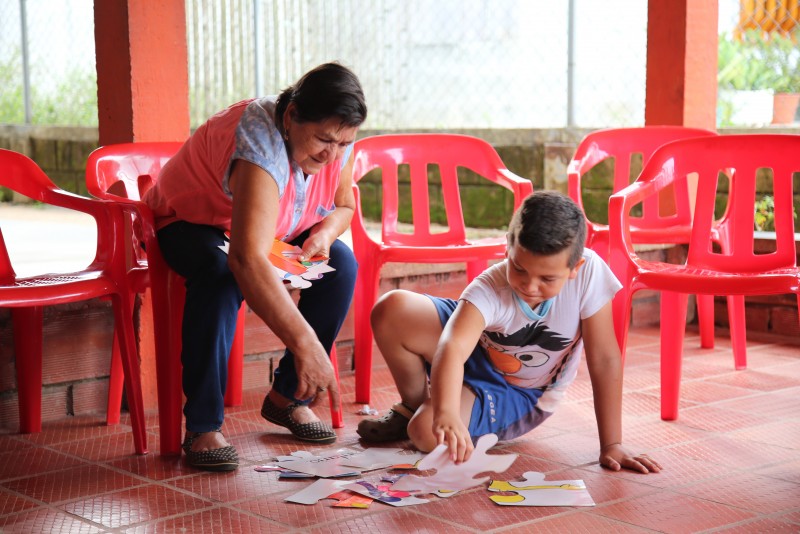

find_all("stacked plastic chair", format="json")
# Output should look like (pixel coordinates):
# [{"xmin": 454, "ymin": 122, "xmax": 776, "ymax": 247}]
[
  {"xmin": 0, "ymin": 149, "xmax": 147, "ymax": 454},
  {"xmin": 608, "ymin": 134, "xmax": 800, "ymax": 420}
]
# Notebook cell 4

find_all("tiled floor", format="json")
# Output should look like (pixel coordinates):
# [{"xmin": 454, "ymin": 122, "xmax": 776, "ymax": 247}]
[{"xmin": 0, "ymin": 326, "xmax": 798, "ymax": 533}]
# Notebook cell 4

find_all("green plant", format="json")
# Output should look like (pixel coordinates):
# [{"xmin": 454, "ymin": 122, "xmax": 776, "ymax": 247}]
[
  {"xmin": 764, "ymin": 30, "xmax": 800, "ymax": 93},
  {"xmin": 717, "ymin": 29, "xmax": 800, "ymax": 94},
  {"xmin": 754, "ymin": 195, "xmax": 798, "ymax": 231}
]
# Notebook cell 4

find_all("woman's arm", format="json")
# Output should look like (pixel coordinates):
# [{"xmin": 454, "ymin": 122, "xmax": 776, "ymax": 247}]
[
  {"xmin": 227, "ymin": 159, "xmax": 339, "ymax": 403},
  {"xmin": 298, "ymin": 152, "xmax": 356, "ymax": 261}
]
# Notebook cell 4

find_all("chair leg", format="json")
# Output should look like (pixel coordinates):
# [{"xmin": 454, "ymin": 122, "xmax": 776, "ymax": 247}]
[
  {"xmin": 612, "ymin": 286, "xmax": 634, "ymax": 360},
  {"xmin": 727, "ymin": 294, "xmax": 747, "ymax": 370},
  {"xmin": 106, "ymin": 334, "xmax": 124, "ymax": 425},
  {"xmin": 107, "ymin": 292, "xmax": 137, "ymax": 426},
  {"xmin": 353, "ymin": 259, "xmax": 382, "ymax": 404},
  {"xmin": 329, "ymin": 345, "xmax": 344, "ymax": 428},
  {"xmin": 660, "ymin": 291, "xmax": 688, "ymax": 421},
  {"xmin": 223, "ymin": 304, "xmax": 246, "ymax": 407},
  {"xmin": 111, "ymin": 295, "xmax": 148, "ymax": 455},
  {"xmin": 696, "ymin": 294, "xmax": 715, "ymax": 349},
  {"xmin": 13, "ymin": 307, "xmax": 43, "ymax": 434},
  {"xmin": 150, "ymin": 271, "xmax": 185, "ymax": 456}
]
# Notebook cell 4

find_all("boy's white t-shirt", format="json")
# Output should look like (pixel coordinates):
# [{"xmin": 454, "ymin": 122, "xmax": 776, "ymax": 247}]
[{"xmin": 460, "ymin": 249, "xmax": 621, "ymax": 412}]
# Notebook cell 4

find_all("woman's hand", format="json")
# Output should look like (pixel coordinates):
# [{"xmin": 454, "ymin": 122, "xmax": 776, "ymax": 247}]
[
  {"xmin": 293, "ymin": 342, "xmax": 341, "ymax": 407},
  {"xmin": 298, "ymin": 228, "xmax": 332, "ymax": 261},
  {"xmin": 599, "ymin": 443, "xmax": 662, "ymax": 474},
  {"xmin": 433, "ymin": 410, "xmax": 474, "ymax": 464}
]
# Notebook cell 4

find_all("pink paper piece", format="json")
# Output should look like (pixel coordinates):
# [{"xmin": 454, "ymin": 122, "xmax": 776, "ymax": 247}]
[{"xmin": 390, "ymin": 433, "xmax": 517, "ymax": 497}]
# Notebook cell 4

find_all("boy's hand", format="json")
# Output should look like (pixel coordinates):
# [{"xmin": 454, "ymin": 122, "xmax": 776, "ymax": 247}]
[
  {"xmin": 599, "ymin": 443, "xmax": 661, "ymax": 474},
  {"xmin": 433, "ymin": 412, "xmax": 474, "ymax": 464}
]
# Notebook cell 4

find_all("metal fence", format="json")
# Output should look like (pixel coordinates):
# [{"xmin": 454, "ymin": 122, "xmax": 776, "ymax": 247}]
[{"xmin": 2, "ymin": 0, "xmax": 795, "ymax": 130}]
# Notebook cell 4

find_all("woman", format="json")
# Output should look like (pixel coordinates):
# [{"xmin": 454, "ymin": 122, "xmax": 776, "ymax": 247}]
[{"xmin": 143, "ymin": 62, "xmax": 367, "ymax": 471}]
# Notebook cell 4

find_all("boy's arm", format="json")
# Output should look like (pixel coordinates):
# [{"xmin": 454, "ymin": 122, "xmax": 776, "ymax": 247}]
[
  {"xmin": 583, "ymin": 301, "xmax": 661, "ymax": 474},
  {"xmin": 430, "ymin": 300, "xmax": 485, "ymax": 463}
]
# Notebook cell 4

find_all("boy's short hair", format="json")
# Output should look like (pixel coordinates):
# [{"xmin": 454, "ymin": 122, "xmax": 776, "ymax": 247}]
[{"xmin": 507, "ymin": 191, "xmax": 587, "ymax": 268}]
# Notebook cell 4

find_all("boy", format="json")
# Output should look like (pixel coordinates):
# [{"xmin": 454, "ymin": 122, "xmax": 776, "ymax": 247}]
[{"xmin": 357, "ymin": 191, "xmax": 660, "ymax": 474}]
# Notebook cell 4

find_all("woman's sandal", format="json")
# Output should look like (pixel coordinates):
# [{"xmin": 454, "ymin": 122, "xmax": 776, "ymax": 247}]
[
  {"xmin": 182, "ymin": 429, "xmax": 239, "ymax": 472},
  {"xmin": 261, "ymin": 395, "xmax": 337, "ymax": 444},
  {"xmin": 356, "ymin": 402, "xmax": 414, "ymax": 442}
]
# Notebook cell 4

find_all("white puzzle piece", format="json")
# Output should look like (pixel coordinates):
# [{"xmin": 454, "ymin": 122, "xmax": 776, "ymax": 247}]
[
  {"xmin": 341, "ymin": 448, "xmax": 425, "ymax": 471},
  {"xmin": 391, "ymin": 433, "xmax": 517, "ymax": 497},
  {"xmin": 273, "ymin": 449, "xmax": 364, "ymax": 478},
  {"xmin": 488, "ymin": 471, "xmax": 595, "ymax": 507},
  {"xmin": 285, "ymin": 479, "xmax": 352, "ymax": 505}
]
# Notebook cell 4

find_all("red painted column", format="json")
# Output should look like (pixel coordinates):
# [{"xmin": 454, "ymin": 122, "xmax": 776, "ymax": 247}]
[
  {"xmin": 645, "ymin": 0, "xmax": 719, "ymax": 129},
  {"xmin": 94, "ymin": 0, "xmax": 190, "ymax": 144},
  {"xmin": 93, "ymin": 0, "xmax": 190, "ymax": 410}
]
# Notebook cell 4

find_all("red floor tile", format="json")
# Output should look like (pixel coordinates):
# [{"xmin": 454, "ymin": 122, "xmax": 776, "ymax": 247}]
[
  {"xmin": 590, "ymin": 491, "xmax": 757, "ymax": 532},
  {"xmin": 123, "ymin": 506, "xmax": 288, "ymax": 533},
  {"xmin": 0, "ymin": 326, "xmax": 797, "ymax": 533},
  {"xmin": 61, "ymin": 484, "xmax": 213, "ymax": 529},
  {"xmin": 0, "ymin": 507, "xmax": 105, "ymax": 533},
  {"xmin": 3, "ymin": 464, "xmax": 144, "ymax": 504}
]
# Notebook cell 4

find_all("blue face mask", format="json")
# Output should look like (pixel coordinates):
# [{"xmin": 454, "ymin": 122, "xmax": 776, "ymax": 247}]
[{"xmin": 513, "ymin": 291, "xmax": 553, "ymax": 321}]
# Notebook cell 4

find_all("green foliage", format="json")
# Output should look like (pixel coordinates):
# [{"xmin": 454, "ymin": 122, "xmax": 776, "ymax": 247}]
[
  {"xmin": 0, "ymin": 45, "xmax": 98, "ymax": 127},
  {"xmin": 0, "ymin": 48, "xmax": 25, "ymax": 124},
  {"xmin": 754, "ymin": 195, "xmax": 799, "ymax": 232},
  {"xmin": 718, "ymin": 30, "xmax": 800, "ymax": 94}
]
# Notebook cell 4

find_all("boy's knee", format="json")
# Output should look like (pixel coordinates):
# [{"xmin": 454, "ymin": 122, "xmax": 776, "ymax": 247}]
[
  {"xmin": 370, "ymin": 290, "xmax": 410, "ymax": 331},
  {"xmin": 407, "ymin": 416, "xmax": 437, "ymax": 453}
]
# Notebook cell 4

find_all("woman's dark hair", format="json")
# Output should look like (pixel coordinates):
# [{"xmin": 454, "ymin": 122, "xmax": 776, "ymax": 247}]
[{"xmin": 275, "ymin": 62, "xmax": 367, "ymax": 133}]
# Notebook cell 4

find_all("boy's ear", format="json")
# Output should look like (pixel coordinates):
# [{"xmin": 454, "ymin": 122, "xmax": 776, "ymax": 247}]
[{"xmin": 568, "ymin": 257, "xmax": 586, "ymax": 279}]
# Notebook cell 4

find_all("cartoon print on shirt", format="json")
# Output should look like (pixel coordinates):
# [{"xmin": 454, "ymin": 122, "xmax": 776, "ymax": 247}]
[{"xmin": 481, "ymin": 322, "xmax": 572, "ymax": 388}]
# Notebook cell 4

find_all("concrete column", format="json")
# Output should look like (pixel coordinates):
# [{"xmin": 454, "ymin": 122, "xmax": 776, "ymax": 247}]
[
  {"xmin": 94, "ymin": 0, "xmax": 190, "ymax": 144},
  {"xmin": 645, "ymin": 0, "xmax": 719, "ymax": 129}
]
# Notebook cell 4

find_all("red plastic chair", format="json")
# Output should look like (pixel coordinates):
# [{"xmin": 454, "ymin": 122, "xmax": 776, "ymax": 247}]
[
  {"xmin": 608, "ymin": 134, "xmax": 800, "ymax": 420},
  {"xmin": 86, "ymin": 143, "xmax": 342, "ymax": 454},
  {"xmin": 350, "ymin": 134, "xmax": 533, "ymax": 404},
  {"xmin": 0, "ymin": 149, "xmax": 147, "ymax": 454},
  {"xmin": 568, "ymin": 126, "xmax": 720, "ymax": 351}
]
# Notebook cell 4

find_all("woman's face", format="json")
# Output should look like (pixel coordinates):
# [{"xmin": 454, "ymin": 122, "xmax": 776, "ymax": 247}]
[{"xmin": 284, "ymin": 107, "xmax": 358, "ymax": 174}]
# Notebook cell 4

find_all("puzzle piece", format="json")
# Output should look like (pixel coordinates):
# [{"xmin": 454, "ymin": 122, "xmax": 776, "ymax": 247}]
[
  {"xmin": 343, "ymin": 480, "xmax": 430, "ymax": 507},
  {"xmin": 390, "ymin": 433, "xmax": 517, "ymax": 497},
  {"xmin": 488, "ymin": 471, "xmax": 595, "ymax": 507},
  {"xmin": 341, "ymin": 448, "xmax": 425, "ymax": 471},
  {"xmin": 217, "ymin": 239, "xmax": 334, "ymax": 288},
  {"xmin": 273, "ymin": 449, "xmax": 363, "ymax": 478},
  {"xmin": 285, "ymin": 479, "xmax": 352, "ymax": 505}
]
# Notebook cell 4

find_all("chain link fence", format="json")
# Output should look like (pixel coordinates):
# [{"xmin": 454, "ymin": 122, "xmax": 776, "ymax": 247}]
[{"xmin": 4, "ymin": 0, "xmax": 792, "ymax": 130}]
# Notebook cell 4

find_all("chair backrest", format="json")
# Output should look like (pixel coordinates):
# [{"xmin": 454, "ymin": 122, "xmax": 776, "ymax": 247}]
[
  {"xmin": 639, "ymin": 134, "xmax": 799, "ymax": 273},
  {"xmin": 0, "ymin": 148, "xmax": 120, "ymax": 276},
  {"xmin": 86, "ymin": 142, "xmax": 184, "ymax": 201},
  {"xmin": 568, "ymin": 126, "xmax": 718, "ymax": 229},
  {"xmin": 352, "ymin": 133, "xmax": 526, "ymax": 247}
]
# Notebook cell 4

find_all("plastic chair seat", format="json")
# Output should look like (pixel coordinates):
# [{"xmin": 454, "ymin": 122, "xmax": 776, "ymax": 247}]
[
  {"xmin": 0, "ymin": 148, "xmax": 147, "ymax": 455},
  {"xmin": 608, "ymin": 134, "xmax": 800, "ymax": 421},
  {"xmin": 350, "ymin": 133, "xmax": 533, "ymax": 404}
]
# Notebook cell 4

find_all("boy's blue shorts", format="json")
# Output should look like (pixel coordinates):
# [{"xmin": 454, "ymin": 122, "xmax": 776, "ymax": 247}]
[{"xmin": 427, "ymin": 295, "xmax": 552, "ymax": 442}]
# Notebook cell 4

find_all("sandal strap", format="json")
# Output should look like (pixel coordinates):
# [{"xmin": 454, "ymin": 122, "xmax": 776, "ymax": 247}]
[{"xmin": 390, "ymin": 402, "xmax": 415, "ymax": 420}]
